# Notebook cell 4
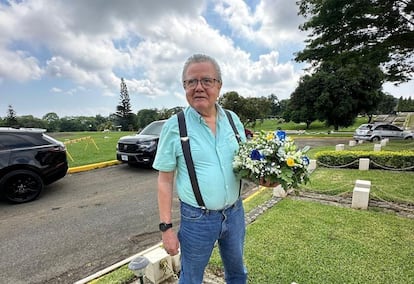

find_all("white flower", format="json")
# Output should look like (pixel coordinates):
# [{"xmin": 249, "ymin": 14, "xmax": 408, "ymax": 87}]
[{"xmin": 233, "ymin": 130, "xmax": 310, "ymax": 189}]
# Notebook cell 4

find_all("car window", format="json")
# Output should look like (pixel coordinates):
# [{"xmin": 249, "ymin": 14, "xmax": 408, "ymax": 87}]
[
  {"xmin": 358, "ymin": 124, "xmax": 372, "ymax": 130},
  {"xmin": 0, "ymin": 133, "xmax": 49, "ymax": 150},
  {"xmin": 388, "ymin": 125, "xmax": 402, "ymax": 131},
  {"xmin": 375, "ymin": 125, "xmax": 386, "ymax": 130},
  {"xmin": 42, "ymin": 133, "xmax": 64, "ymax": 145},
  {"xmin": 140, "ymin": 121, "xmax": 165, "ymax": 135}
]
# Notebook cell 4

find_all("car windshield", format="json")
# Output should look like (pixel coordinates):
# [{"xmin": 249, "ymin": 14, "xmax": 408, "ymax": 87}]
[
  {"xmin": 140, "ymin": 121, "xmax": 165, "ymax": 135},
  {"xmin": 358, "ymin": 124, "xmax": 372, "ymax": 130}
]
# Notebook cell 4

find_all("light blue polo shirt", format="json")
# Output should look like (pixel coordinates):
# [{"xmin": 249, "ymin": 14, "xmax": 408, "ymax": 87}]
[{"xmin": 153, "ymin": 105, "xmax": 246, "ymax": 210}]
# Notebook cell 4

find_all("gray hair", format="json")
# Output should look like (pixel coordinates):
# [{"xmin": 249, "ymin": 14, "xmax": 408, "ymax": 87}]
[{"xmin": 181, "ymin": 54, "xmax": 222, "ymax": 82}]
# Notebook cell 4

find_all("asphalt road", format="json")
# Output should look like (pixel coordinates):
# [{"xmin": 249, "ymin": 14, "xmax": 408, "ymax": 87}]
[
  {"xmin": 0, "ymin": 164, "xmax": 181, "ymax": 284},
  {"xmin": 0, "ymin": 137, "xmax": 351, "ymax": 284}
]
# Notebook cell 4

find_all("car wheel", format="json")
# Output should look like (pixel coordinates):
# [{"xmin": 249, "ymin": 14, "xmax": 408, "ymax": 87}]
[
  {"xmin": 0, "ymin": 170, "xmax": 44, "ymax": 203},
  {"xmin": 371, "ymin": 136, "xmax": 380, "ymax": 142},
  {"xmin": 404, "ymin": 136, "xmax": 413, "ymax": 140}
]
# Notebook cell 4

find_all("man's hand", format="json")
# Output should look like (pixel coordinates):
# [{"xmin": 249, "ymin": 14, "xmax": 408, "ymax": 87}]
[{"xmin": 162, "ymin": 229, "xmax": 180, "ymax": 256}]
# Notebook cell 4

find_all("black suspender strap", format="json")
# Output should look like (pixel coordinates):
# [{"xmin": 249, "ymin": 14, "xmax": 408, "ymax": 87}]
[
  {"xmin": 224, "ymin": 110, "xmax": 243, "ymax": 197},
  {"xmin": 177, "ymin": 110, "xmax": 242, "ymax": 209},
  {"xmin": 177, "ymin": 111, "xmax": 206, "ymax": 208},
  {"xmin": 224, "ymin": 110, "xmax": 241, "ymax": 143}
]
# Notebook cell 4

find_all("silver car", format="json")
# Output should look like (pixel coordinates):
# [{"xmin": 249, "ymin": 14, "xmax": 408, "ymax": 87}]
[{"xmin": 353, "ymin": 123, "xmax": 414, "ymax": 142}]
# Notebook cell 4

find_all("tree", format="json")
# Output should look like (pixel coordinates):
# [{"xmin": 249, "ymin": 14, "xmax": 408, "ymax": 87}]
[
  {"xmin": 296, "ymin": 0, "xmax": 414, "ymax": 83},
  {"xmin": 374, "ymin": 93, "xmax": 397, "ymax": 116},
  {"xmin": 136, "ymin": 109, "xmax": 159, "ymax": 130},
  {"xmin": 219, "ymin": 91, "xmax": 276, "ymax": 127},
  {"xmin": 219, "ymin": 91, "xmax": 246, "ymax": 120},
  {"xmin": 289, "ymin": 74, "xmax": 323, "ymax": 129},
  {"xmin": 17, "ymin": 115, "xmax": 47, "ymax": 129},
  {"xmin": 59, "ymin": 117, "xmax": 79, "ymax": 132},
  {"xmin": 290, "ymin": 63, "xmax": 383, "ymax": 130},
  {"xmin": 6, "ymin": 105, "xmax": 18, "ymax": 127},
  {"xmin": 397, "ymin": 96, "xmax": 414, "ymax": 111},
  {"xmin": 268, "ymin": 94, "xmax": 281, "ymax": 117},
  {"xmin": 157, "ymin": 107, "xmax": 184, "ymax": 120},
  {"xmin": 244, "ymin": 96, "xmax": 272, "ymax": 126},
  {"xmin": 318, "ymin": 64, "xmax": 383, "ymax": 130},
  {"xmin": 43, "ymin": 112, "xmax": 60, "ymax": 132},
  {"xmin": 115, "ymin": 78, "xmax": 134, "ymax": 130},
  {"xmin": 279, "ymin": 99, "xmax": 291, "ymax": 122},
  {"xmin": 92, "ymin": 114, "xmax": 111, "ymax": 131}
]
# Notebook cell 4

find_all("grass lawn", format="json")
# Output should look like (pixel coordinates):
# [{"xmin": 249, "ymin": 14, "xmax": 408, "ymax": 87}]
[
  {"xmin": 240, "ymin": 198, "xmax": 414, "ymax": 283},
  {"xmin": 251, "ymin": 116, "xmax": 369, "ymax": 133},
  {"xmin": 206, "ymin": 187, "xmax": 414, "ymax": 283},
  {"xmin": 51, "ymin": 131, "xmax": 132, "ymax": 167},
  {"xmin": 301, "ymin": 168, "xmax": 414, "ymax": 204}
]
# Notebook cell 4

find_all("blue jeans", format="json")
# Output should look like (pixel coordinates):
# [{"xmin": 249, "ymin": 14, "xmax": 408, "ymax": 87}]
[{"xmin": 178, "ymin": 198, "xmax": 247, "ymax": 284}]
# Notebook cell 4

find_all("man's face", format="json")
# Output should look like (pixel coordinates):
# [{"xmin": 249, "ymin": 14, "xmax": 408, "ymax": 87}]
[{"xmin": 183, "ymin": 61, "xmax": 221, "ymax": 115}]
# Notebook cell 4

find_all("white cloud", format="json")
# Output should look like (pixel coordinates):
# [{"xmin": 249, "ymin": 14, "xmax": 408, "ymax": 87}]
[
  {"xmin": 50, "ymin": 87, "xmax": 62, "ymax": 93},
  {"xmin": 0, "ymin": 50, "xmax": 43, "ymax": 81},
  {"xmin": 214, "ymin": 0, "xmax": 307, "ymax": 48}
]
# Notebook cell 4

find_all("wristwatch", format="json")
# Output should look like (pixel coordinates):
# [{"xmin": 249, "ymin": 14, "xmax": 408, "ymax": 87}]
[{"xmin": 159, "ymin": 222, "xmax": 173, "ymax": 232}]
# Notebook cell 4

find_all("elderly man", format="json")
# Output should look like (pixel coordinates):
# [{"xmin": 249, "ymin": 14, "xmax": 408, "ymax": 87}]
[{"xmin": 153, "ymin": 54, "xmax": 247, "ymax": 284}]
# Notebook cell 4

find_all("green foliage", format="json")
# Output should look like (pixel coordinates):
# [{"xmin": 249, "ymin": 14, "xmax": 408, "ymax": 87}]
[
  {"xmin": 288, "ymin": 75, "xmax": 320, "ymax": 128},
  {"xmin": 219, "ymin": 91, "xmax": 274, "ymax": 127},
  {"xmin": 89, "ymin": 264, "xmax": 135, "ymax": 284},
  {"xmin": 376, "ymin": 94, "xmax": 398, "ymax": 114},
  {"xmin": 136, "ymin": 109, "xmax": 159, "ymax": 129},
  {"xmin": 42, "ymin": 112, "xmax": 60, "ymax": 132},
  {"xmin": 296, "ymin": 0, "xmax": 414, "ymax": 83},
  {"xmin": 315, "ymin": 149, "xmax": 414, "ymax": 170},
  {"xmin": 398, "ymin": 96, "xmax": 414, "ymax": 112},
  {"xmin": 115, "ymin": 78, "xmax": 134, "ymax": 131},
  {"xmin": 6, "ymin": 104, "xmax": 18, "ymax": 127},
  {"xmin": 291, "ymin": 63, "xmax": 383, "ymax": 130}
]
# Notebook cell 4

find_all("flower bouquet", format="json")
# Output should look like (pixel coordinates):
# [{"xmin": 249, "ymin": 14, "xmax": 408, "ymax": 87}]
[{"xmin": 233, "ymin": 130, "xmax": 310, "ymax": 190}]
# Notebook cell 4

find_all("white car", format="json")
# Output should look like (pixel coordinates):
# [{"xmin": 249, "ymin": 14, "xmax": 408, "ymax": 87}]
[{"xmin": 353, "ymin": 123, "xmax": 414, "ymax": 142}]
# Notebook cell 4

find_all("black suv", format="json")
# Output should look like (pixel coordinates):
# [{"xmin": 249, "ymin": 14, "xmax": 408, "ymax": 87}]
[
  {"xmin": 0, "ymin": 128, "xmax": 68, "ymax": 203},
  {"xmin": 116, "ymin": 120, "xmax": 166, "ymax": 167}
]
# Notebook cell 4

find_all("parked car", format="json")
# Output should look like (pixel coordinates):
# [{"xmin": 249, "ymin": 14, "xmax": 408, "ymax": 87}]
[
  {"xmin": 0, "ymin": 128, "xmax": 68, "ymax": 203},
  {"xmin": 353, "ymin": 123, "xmax": 414, "ymax": 142},
  {"xmin": 116, "ymin": 120, "xmax": 166, "ymax": 167}
]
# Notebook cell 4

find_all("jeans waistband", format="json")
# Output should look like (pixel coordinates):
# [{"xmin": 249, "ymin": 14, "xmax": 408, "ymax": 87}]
[{"xmin": 181, "ymin": 198, "xmax": 241, "ymax": 214}]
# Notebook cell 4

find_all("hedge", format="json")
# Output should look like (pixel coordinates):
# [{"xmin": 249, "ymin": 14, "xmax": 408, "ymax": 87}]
[{"xmin": 315, "ymin": 150, "xmax": 414, "ymax": 171}]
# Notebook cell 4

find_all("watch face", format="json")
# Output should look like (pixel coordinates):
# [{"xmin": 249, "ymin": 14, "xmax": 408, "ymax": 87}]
[{"xmin": 159, "ymin": 223, "xmax": 172, "ymax": 232}]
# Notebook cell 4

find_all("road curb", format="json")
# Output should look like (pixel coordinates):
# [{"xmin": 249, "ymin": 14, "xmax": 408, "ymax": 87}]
[{"xmin": 67, "ymin": 160, "xmax": 121, "ymax": 174}]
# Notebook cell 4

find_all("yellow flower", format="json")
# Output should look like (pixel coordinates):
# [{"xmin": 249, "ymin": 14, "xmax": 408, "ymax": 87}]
[
  {"xmin": 286, "ymin": 157, "xmax": 295, "ymax": 167},
  {"xmin": 266, "ymin": 132, "xmax": 274, "ymax": 141}
]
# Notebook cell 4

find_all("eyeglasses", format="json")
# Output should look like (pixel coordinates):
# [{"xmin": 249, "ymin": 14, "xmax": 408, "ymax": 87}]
[{"xmin": 183, "ymin": 78, "xmax": 221, "ymax": 90}]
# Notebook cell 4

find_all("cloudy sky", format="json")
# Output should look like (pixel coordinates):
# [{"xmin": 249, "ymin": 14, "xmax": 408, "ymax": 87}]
[{"xmin": 0, "ymin": 0, "xmax": 412, "ymax": 119}]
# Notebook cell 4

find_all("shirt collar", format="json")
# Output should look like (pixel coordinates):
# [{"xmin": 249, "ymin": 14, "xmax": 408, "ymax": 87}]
[{"xmin": 186, "ymin": 103, "xmax": 226, "ymax": 123}]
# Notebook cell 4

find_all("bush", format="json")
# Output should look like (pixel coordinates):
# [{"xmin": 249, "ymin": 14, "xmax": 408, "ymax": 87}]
[{"xmin": 315, "ymin": 150, "xmax": 414, "ymax": 170}]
